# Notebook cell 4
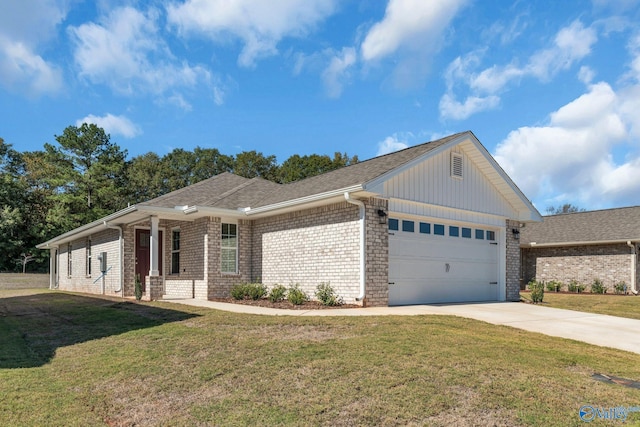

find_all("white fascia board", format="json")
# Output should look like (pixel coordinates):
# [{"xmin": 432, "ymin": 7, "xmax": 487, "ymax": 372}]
[
  {"xmin": 521, "ymin": 239, "xmax": 640, "ymax": 248},
  {"xmin": 241, "ymin": 185, "xmax": 364, "ymax": 216},
  {"xmin": 363, "ymin": 134, "xmax": 467, "ymax": 192},
  {"xmin": 36, "ymin": 205, "xmax": 139, "ymax": 249}
]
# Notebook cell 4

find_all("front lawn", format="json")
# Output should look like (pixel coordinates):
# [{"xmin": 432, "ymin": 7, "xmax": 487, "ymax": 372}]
[
  {"xmin": 524, "ymin": 291, "xmax": 640, "ymax": 320},
  {"xmin": 2, "ymin": 289, "xmax": 640, "ymax": 426}
]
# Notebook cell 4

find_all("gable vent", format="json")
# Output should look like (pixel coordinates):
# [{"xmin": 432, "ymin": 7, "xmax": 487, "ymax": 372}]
[{"xmin": 451, "ymin": 152, "xmax": 463, "ymax": 179}]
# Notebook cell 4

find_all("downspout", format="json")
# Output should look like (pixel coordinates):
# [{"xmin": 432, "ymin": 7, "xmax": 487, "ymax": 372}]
[
  {"xmin": 344, "ymin": 192, "xmax": 366, "ymax": 302},
  {"xmin": 104, "ymin": 221, "xmax": 124, "ymax": 297},
  {"xmin": 627, "ymin": 241, "xmax": 638, "ymax": 295}
]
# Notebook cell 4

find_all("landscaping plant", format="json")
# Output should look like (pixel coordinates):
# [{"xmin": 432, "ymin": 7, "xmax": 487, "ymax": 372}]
[
  {"xmin": 134, "ymin": 276, "xmax": 142, "ymax": 301},
  {"xmin": 287, "ymin": 284, "xmax": 308, "ymax": 305},
  {"xmin": 268, "ymin": 284, "xmax": 287, "ymax": 302},
  {"xmin": 528, "ymin": 280, "xmax": 544, "ymax": 303},
  {"xmin": 591, "ymin": 278, "xmax": 606, "ymax": 294},
  {"xmin": 614, "ymin": 281, "xmax": 627, "ymax": 295},
  {"xmin": 315, "ymin": 282, "xmax": 343, "ymax": 306},
  {"xmin": 231, "ymin": 283, "xmax": 267, "ymax": 300}
]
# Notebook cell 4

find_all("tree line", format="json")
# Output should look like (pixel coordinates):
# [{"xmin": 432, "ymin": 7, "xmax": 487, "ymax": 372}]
[{"xmin": 0, "ymin": 124, "xmax": 358, "ymax": 272}]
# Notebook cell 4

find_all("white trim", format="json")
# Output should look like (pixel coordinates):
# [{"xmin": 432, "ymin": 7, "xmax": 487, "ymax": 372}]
[{"xmin": 522, "ymin": 239, "xmax": 640, "ymax": 248}]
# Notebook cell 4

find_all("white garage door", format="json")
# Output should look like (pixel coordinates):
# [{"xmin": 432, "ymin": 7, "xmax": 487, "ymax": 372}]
[{"xmin": 388, "ymin": 218, "xmax": 499, "ymax": 306}]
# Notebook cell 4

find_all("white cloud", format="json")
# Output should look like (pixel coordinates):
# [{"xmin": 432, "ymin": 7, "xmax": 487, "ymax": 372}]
[
  {"xmin": 0, "ymin": 0, "xmax": 67, "ymax": 96},
  {"xmin": 377, "ymin": 135, "xmax": 409, "ymax": 156},
  {"xmin": 440, "ymin": 20, "xmax": 598, "ymax": 120},
  {"xmin": 167, "ymin": 0, "xmax": 337, "ymax": 68},
  {"xmin": 77, "ymin": 113, "xmax": 142, "ymax": 138},
  {"xmin": 439, "ymin": 93, "xmax": 500, "ymax": 120},
  {"xmin": 69, "ymin": 6, "xmax": 216, "ymax": 106},
  {"xmin": 361, "ymin": 0, "xmax": 467, "ymax": 62},
  {"xmin": 321, "ymin": 47, "xmax": 356, "ymax": 98},
  {"xmin": 494, "ymin": 81, "xmax": 640, "ymax": 209}
]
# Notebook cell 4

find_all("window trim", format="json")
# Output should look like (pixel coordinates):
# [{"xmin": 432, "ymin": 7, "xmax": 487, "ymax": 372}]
[
  {"xmin": 221, "ymin": 223, "xmax": 239, "ymax": 274},
  {"xmin": 171, "ymin": 228, "xmax": 180, "ymax": 275},
  {"xmin": 67, "ymin": 243, "xmax": 72, "ymax": 278},
  {"xmin": 85, "ymin": 238, "xmax": 91, "ymax": 277}
]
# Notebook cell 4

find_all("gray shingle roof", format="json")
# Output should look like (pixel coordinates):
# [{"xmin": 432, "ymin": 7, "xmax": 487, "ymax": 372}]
[
  {"xmin": 140, "ymin": 172, "xmax": 281, "ymax": 210},
  {"xmin": 139, "ymin": 132, "xmax": 467, "ymax": 211},
  {"xmin": 520, "ymin": 206, "xmax": 640, "ymax": 245}
]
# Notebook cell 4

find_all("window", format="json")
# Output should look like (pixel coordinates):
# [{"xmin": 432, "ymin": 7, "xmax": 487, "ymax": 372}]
[
  {"xmin": 434, "ymin": 224, "xmax": 445, "ymax": 235},
  {"xmin": 475, "ymin": 229, "xmax": 484, "ymax": 240},
  {"xmin": 402, "ymin": 220, "xmax": 414, "ymax": 232},
  {"xmin": 86, "ymin": 238, "xmax": 91, "ymax": 277},
  {"xmin": 389, "ymin": 218, "xmax": 399, "ymax": 231},
  {"xmin": 171, "ymin": 229, "xmax": 180, "ymax": 274},
  {"xmin": 462, "ymin": 227, "xmax": 472, "ymax": 238},
  {"xmin": 449, "ymin": 226, "xmax": 459, "ymax": 237},
  {"xmin": 486, "ymin": 230, "xmax": 496, "ymax": 241},
  {"xmin": 451, "ymin": 152, "xmax": 463, "ymax": 179},
  {"xmin": 221, "ymin": 223, "xmax": 238, "ymax": 274},
  {"xmin": 419, "ymin": 222, "xmax": 431, "ymax": 234},
  {"xmin": 67, "ymin": 243, "xmax": 72, "ymax": 277}
]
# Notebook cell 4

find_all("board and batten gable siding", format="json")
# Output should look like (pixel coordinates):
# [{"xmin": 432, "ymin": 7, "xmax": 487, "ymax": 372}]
[
  {"xmin": 372, "ymin": 146, "xmax": 519, "ymax": 222},
  {"xmin": 57, "ymin": 229, "xmax": 121, "ymax": 295}
]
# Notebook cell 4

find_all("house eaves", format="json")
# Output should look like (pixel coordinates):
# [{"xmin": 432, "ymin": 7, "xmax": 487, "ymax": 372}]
[
  {"xmin": 241, "ymin": 184, "xmax": 365, "ymax": 217},
  {"xmin": 522, "ymin": 238, "xmax": 640, "ymax": 248}
]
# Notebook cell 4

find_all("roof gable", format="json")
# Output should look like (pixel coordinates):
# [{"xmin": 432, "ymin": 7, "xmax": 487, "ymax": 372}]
[{"xmin": 521, "ymin": 206, "xmax": 640, "ymax": 246}]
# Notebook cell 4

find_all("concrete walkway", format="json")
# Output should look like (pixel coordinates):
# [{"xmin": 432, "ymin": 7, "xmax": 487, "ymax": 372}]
[{"xmin": 162, "ymin": 298, "xmax": 640, "ymax": 354}]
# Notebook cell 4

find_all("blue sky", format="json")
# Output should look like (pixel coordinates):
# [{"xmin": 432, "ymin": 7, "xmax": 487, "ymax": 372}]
[{"xmin": 2, "ymin": 0, "xmax": 640, "ymax": 212}]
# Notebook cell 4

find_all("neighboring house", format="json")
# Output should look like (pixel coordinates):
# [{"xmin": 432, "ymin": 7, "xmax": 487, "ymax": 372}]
[
  {"xmin": 520, "ymin": 206, "xmax": 640, "ymax": 294},
  {"xmin": 37, "ymin": 131, "xmax": 541, "ymax": 306}
]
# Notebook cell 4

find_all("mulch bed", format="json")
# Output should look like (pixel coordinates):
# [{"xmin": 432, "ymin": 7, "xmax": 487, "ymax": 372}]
[{"xmin": 210, "ymin": 297, "xmax": 360, "ymax": 310}]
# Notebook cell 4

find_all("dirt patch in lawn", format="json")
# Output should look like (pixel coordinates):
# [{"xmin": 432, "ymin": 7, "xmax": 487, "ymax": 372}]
[{"xmin": 210, "ymin": 297, "xmax": 360, "ymax": 310}]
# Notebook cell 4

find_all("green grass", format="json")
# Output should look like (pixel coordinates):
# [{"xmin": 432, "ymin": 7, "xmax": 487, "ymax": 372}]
[
  {"xmin": 2, "ymin": 289, "xmax": 640, "ymax": 426},
  {"xmin": 523, "ymin": 291, "xmax": 640, "ymax": 320}
]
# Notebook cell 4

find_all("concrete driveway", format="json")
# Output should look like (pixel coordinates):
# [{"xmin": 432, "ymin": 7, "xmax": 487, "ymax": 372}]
[{"xmin": 163, "ymin": 299, "xmax": 640, "ymax": 354}]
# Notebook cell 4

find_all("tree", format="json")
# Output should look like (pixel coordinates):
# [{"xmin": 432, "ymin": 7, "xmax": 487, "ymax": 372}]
[
  {"xmin": 545, "ymin": 204, "xmax": 586, "ymax": 215},
  {"xmin": 16, "ymin": 253, "xmax": 35, "ymax": 274},
  {"xmin": 125, "ymin": 152, "xmax": 166, "ymax": 203},
  {"xmin": 234, "ymin": 150, "xmax": 278, "ymax": 180},
  {"xmin": 192, "ymin": 147, "xmax": 234, "ymax": 182},
  {"xmin": 44, "ymin": 123, "xmax": 128, "ymax": 225},
  {"xmin": 277, "ymin": 152, "xmax": 359, "ymax": 183}
]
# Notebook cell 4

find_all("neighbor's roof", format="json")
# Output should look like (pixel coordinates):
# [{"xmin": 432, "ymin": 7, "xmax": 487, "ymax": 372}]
[{"xmin": 520, "ymin": 206, "xmax": 640, "ymax": 246}]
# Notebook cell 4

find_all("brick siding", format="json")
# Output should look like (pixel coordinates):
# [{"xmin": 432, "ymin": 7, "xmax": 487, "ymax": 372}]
[
  {"xmin": 505, "ymin": 219, "xmax": 520, "ymax": 301},
  {"xmin": 364, "ymin": 198, "xmax": 389, "ymax": 307},
  {"xmin": 522, "ymin": 243, "xmax": 636, "ymax": 291}
]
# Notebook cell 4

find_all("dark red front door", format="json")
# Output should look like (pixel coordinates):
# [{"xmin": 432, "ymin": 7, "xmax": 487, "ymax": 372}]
[{"xmin": 135, "ymin": 229, "xmax": 163, "ymax": 290}]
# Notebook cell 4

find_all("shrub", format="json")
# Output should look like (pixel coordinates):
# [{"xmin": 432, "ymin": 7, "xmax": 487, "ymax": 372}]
[
  {"xmin": 231, "ymin": 283, "xmax": 267, "ymax": 300},
  {"xmin": 315, "ymin": 282, "xmax": 343, "ymax": 306},
  {"xmin": 545, "ymin": 280, "xmax": 562, "ymax": 292},
  {"xmin": 614, "ymin": 282, "xmax": 627, "ymax": 295},
  {"xmin": 268, "ymin": 284, "xmax": 287, "ymax": 302},
  {"xmin": 134, "ymin": 276, "xmax": 143, "ymax": 301},
  {"xmin": 528, "ymin": 280, "xmax": 544, "ymax": 303},
  {"xmin": 231, "ymin": 283, "xmax": 248, "ymax": 300},
  {"xmin": 287, "ymin": 285, "xmax": 308, "ymax": 305},
  {"xmin": 591, "ymin": 278, "xmax": 606, "ymax": 294},
  {"xmin": 568, "ymin": 280, "xmax": 585, "ymax": 293}
]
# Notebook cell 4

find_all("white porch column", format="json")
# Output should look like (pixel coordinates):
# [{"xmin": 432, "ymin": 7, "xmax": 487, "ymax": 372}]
[
  {"xmin": 149, "ymin": 216, "xmax": 160, "ymax": 276},
  {"xmin": 49, "ymin": 248, "xmax": 57, "ymax": 289}
]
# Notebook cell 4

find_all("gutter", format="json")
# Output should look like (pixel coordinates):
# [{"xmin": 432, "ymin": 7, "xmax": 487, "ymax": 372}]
[
  {"xmin": 627, "ymin": 241, "xmax": 638, "ymax": 295},
  {"xmin": 522, "ymin": 238, "xmax": 640, "ymax": 248},
  {"xmin": 242, "ymin": 185, "xmax": 363, "ymax": 216},
  {"xmin": 344, "ymin": 192, "xmax": 366, "ymax": 302},
  {"xmin": 104, "ymin": 222, "xmax": 124, "ymax": 297}
]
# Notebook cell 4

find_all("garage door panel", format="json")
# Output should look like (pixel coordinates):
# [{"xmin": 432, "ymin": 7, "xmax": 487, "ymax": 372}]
[{"xmin": 388, "ymin": 221, "xmax": 499, "ymax": 306}]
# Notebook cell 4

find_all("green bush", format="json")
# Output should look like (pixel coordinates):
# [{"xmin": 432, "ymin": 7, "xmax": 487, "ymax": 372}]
[
  {"xmin": 528, "ymin": 280, "xmax": 544, "ymax": 303},
  {"xmin": 545, "ymin": 280, "xmax": 562, "ymax": 292},
  {"xmin": 268, "ymin": 284, "xmax": 287, "ymax": 302},
  {"xmin": 231, "ymin": 283, "xmax": 267, "ymax": 300},
  {"xmin": 614, "ymin": 282, "xmax": 627, "ymax": 295},
  {"xmin": 591, "ymin": 278, "xmax": 606, "ymax": 294},
  {"xmin": 315, "ymin": 282, "xmax": 343, "ymax": 306},
  {"xmin": 134, "ymin": 276, "xmax": 143, "ymax": 301},
  {"xmin": 568, "ymin": 280, "xmax": 585, "ymax": 293},
  {"xmin": 287, "ymin": 285, "xmax": 308, "ymax": 305}
]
